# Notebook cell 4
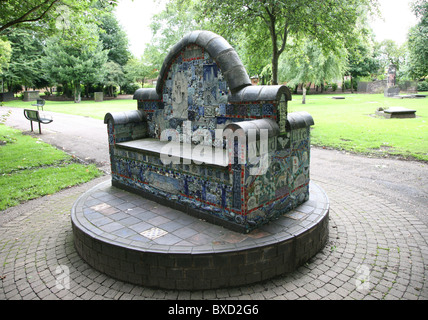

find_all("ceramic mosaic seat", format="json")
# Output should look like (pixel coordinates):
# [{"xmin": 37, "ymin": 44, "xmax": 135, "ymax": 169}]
[{"xmin": 104, "ymin": 30, "xmax": 314, "ymax": 233}]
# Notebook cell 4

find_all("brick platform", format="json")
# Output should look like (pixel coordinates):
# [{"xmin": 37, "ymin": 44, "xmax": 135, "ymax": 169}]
[{"xmin": 71, "ymin": 180, "xmax": 329, "ymax": 290}]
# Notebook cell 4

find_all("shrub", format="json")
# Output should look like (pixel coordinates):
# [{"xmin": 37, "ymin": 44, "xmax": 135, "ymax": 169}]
[
  {"xmin": 417, "ymin": 80, "xmax": 428, "ymax": 92},
  {"xmin": 122, "ymin": 82, "xmax": 141, "ymax": 94}
]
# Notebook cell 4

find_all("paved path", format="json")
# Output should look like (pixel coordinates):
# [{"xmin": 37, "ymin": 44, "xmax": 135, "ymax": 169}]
[
  {"xmin": 0, "ymin": 106, "xmax": 427, "ymax": 300},
  {"xmin": 1, "ymin": 107, "xmax": 111, "ymax": 173}
]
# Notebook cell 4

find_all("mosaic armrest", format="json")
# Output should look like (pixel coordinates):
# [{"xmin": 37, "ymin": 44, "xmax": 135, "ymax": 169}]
[{"xmin": 104, "ymin": 110, "xmax": 148, "ymax": 144}]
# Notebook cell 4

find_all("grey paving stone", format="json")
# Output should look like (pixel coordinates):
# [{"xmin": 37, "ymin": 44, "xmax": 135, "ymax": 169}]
[{"xmin": 0, "ymin": 168, "xmax": 427, "ymax": 300}]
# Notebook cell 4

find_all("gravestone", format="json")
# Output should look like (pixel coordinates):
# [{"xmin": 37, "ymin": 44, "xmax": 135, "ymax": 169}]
[
  {"xmin": 23, "ymin": 91, "xmax": 40, "ymax": 101},
  {"xmin": 387, "ymin": 64, "xmax": 397, "ymax": 87},
  {"xmin": 376, "ymin": 107, "xmax": 417, "ymax": 118},
  {"xmin": 384, "ymin": 107, "xmax": 416, "ymax": 118},
  {"xmin": 0, "ymin": 92, "xmax": 14, "ymax": 102},
  {"xmin": 385, "ymin": 87, "xmax": 401, "ymax": 97},
  {"xmin": 393, "ymin": 94, "xmax": 426, "ymax": 99},
  {"xmin": 94, "ymin": 92, "xmax": 103, "ymax": 102},
  {"xmin": 384, "ymin": 64, "xmax": 400, "ymax": 97}
]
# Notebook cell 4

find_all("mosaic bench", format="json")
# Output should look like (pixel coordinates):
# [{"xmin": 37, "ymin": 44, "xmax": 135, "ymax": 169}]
[{"xmin": 104, "ymin": 30, "xmax": 314, "ymax": 233}]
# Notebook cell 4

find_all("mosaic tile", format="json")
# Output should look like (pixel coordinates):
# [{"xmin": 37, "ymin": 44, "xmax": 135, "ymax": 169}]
[
  {"xmin": 90, "ymin": 203, "xmax": 111, "ymax": 212},
  {"xmin": 140, "ymin": 227, "xmax": 168, "ymax": 240}
]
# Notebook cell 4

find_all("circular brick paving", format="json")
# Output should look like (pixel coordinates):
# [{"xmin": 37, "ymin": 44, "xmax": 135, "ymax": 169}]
[
  {"xmin": 1, "ymin": 176, "xmax": 427, "ymax": 299},
  {"xmin": 71, "ymin": 180, "xmax": 329, "ymax": 290}
]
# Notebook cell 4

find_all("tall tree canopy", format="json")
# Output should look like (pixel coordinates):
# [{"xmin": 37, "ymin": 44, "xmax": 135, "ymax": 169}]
[
  {"xmin": 0, "ymin": 38, "xmax": 11, "ymax": 76},
  {"xmin": 97, "ymin": 9, "xmax": 131, "ymax": 66},
  {"xmin": 279, "ymin": 38, "xmax": 348, "ymax": 103},
  {"xmin": 197, "ymin": 0, "xmax": 379, "ymax": 84},
  {"xmin": 2, "ymin": 29, "xmax": 49, "ymax": 91},
  {"xmin": 147, "ymin": 0, "xmax": 201, "ymax": 68},
  {"xmin": 0, "ymin": 0, "xmax": 119, "ymax": 34},
  {"xmin": 1, "ymin": 1, "xmax": 131, "ymax": 99},
  {"xmin": 406, "ymin": 0, "xmax": 428, "ymax": 80},
  {"xmin": 42, "ymin": 19, "xmax": 108, "ymax": 102},
  {"xmin": 376, "ymin": 39, "xmax": 406, "ymax": 74}
]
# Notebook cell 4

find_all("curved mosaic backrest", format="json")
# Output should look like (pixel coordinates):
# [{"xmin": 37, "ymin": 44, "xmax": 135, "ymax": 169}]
[{"xmin": 134, "ymin": 30, "xmax": 291, "ymax": 144}]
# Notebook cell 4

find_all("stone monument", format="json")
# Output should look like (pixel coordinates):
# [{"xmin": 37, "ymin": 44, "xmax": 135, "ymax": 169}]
[
  {"xmin": 94, "ymin": 92, "xmax": 103, "ymax": 102},
  {"xmin": 384, "ymin": 64, "xmax": 400, "ymax": 97},
  {"xmin": 23, "ymin": 91, "xmax": 40, "ymax": 102},
  {"xmin": 376, "ymin": 106, "xmax": 417, "ymax": 118}
]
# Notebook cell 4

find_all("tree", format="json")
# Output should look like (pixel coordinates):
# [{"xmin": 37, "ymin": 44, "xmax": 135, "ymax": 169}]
[
  {"xmin": 124, "ymin": 57, "xmax": 157, "ymax": 88},
  {"xmin": 197, "ymin": 0, "xmax": 379, "ymax": 85},
  {"xmin": 147, "ymin": 0, "xmax": 202, "ymax": 68},
  {"xmin": 0, "ymin": 0, "xmax": 61, "ymax": 34},
  {"xmin": 229, "ymin": 23, "xmax": 272, "ymax": 80},
  {"xmin": 97, "ymin": 10, "xmax": 131, "ymax": 66},
  {"xmin": 345, "ymin": 36, "xmax": 381, "ymax": 92},
  {"xmin": 0, "ymin": 37, "xmax": 12, "ymax": 93},
  {"xmin": 2, "ymin": 29, "xmax": 50, "ymax": 91},
  {"xmin": 279, "ymin": 38, "xmax": 347, "ymax": 103},
  {"xmin": 375, "ymin": 39, "xmax": 407, "ymax": 74},
  {"xmin": 104, "ymin": 61, "xmax": 124, "ymax": 97},
  {"xmin": 95, "ymin": 9, "xmax": 131, "ymax": 96},
  {"xmin": 406, "ymin": 0, "xmax": 428, "ymax": 80},
  {"xmin": 0, "ymin": 0, "xmax": 119, "ymax": 34},
  {"xmin": 42, "ymin": 20, "xmax": 108, "ymax": 103},
  {"xmin": 0, "ymin": 38, "xmax": 11, "ymax": 75}
]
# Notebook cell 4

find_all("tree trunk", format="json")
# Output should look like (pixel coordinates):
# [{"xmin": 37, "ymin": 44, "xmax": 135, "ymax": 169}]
[
  {"xmin": 73, "ymin": 81, "xmax": 81, "ymax": 103},
  {"xmin": 272, "ymin": 50, "xmax": 279, "ymax": 85},
  {"xmin": 350, "ymin": 76, "xmax": 354, "ymax": 93},
  {"xmin": 264, "ymin": 6, "xmax": 288, "ymax": 86},
  {"xmin": 302, "ymin": 86, "xmax": 307, "ymax": 104},
  {"xmin": 267, "ymin": 7, "xmax": 279, "ymax": 85}
]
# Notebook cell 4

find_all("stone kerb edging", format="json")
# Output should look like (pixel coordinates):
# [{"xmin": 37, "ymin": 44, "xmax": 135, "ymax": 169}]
[{"xmin": 71, "ymin": 180, "xmax": 329, "ymax": 290}]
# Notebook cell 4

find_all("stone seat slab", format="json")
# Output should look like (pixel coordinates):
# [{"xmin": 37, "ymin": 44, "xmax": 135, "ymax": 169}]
[{"xmin": 116, "ymin": 138, "xmax": 230, "ymax": 167}]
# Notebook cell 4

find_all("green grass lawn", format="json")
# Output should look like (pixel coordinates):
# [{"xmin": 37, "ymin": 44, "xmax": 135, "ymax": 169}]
[
  {"xmin": 0, "ymin": 124, "xmax": 103, "ymax": 210},
  {"xmin": 3, "ymin": 98, "xmax": 133, "ymax": 120},
  {"xmin": 2, "ymin": 92, "xmax": 428, "ymax": 161},
  {"xmin": 290, "ymin": 93, "xmax": 428, "ymax": 161}
]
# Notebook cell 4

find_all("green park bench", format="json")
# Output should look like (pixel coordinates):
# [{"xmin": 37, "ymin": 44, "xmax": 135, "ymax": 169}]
[
  {"xmin": 23, "ymin": 109, "xmax": 53, "ymax": 134},
  {"xmin": 31, "ymin": 99, "xmax": 45, "ymax": 110}
]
